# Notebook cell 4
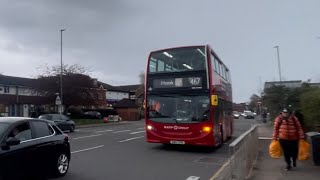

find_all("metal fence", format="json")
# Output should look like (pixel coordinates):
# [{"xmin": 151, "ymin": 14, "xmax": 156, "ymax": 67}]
[{"xmin": 211, "ymin": 125, "xmax": 259, "ymax": 180}]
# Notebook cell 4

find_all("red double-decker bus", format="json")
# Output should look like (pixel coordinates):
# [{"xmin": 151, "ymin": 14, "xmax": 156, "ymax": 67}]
[{"xmin": 144, "ymin": 45, "xmax": 233, "ymax": 147}]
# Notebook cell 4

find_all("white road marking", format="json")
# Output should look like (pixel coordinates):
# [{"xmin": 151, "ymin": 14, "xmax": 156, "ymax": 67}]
[
  {"xmin": 209, "ymin": 156, "xmax": 234, "ymax": 180},
  {"xmin": 94, "ymin": 129, "xmax": 113, "ymax": 133},
  {"xmin": 72, "ymin": 134, "xmax": 102, "ymax": 140},
  {"xmin": 137, "ymin": 127, "xmax": 145, "ymax": 130},
  {"xmin": 112, "ymin": 130, "xmax": 131, "ymax": 133},
  {"xmin": 130, "ymin": 131, "xmax": 146, "ymax": 135},
  {"xmin": 118, "ymin": 136, "xmax": 144, "ymax": 143},
  {"xmin": 186, "ymin": 176, "xmax": 200, "ymax": 180},
  {"xmin": 71, "ymin": 145, "xmax": 104, "ymax": 154},
  {"xmin": 258, "ymin": 137, "xmax": 273, "ymax": 140}
]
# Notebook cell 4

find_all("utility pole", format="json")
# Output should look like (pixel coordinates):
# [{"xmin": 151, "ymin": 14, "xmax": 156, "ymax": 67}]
[
  {"xmin": 274, "ymin": 46, "xmax": 282, "ymax": 82},
  {"xmin": 60, "ymin": 29, "xmax": 66, "ymax": 114}
]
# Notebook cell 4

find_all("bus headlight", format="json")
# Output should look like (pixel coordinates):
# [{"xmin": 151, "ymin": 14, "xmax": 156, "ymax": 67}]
[
  {"xmin": 147, "ymin": 125, "xmax": 153, "ymax": 130},
  {"xmin": 202, "ymin": 126, "xmax": 211, "ymax": 133}
]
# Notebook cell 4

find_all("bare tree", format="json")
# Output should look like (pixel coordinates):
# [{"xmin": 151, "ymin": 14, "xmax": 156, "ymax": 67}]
[
  {"xmin": 248, "ymin": 94, "xmax": 261, "ymax": 112},
  {"xmin": 34, "ymin": 64, "xmax": 105, "ymax": 107},
  {"xmin": 139, "ymin": 71, "xmax": 145, "ymax": 85},
  {"xmin": 37, "ymin": 64, "xmax": 90, "ymax": 77}
]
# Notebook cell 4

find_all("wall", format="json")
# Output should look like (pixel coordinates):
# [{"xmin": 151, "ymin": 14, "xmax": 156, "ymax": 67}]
[
  {"xmin": 18, "ymin": 87, "xmax": 38, "ymax": 96},
  {"xmin": 0, "ymin": 85, "xmax": 37, "ymax": 96},
  {"xmin": 106, "ymin": 91, "xmax": 129, "ymax": 101},
  {"xmin": 116, "ymin": 108, "xmax": 139, "ymax": 121},
  {"xmin": 0, "ymin": 85, "xmax": 16, "ymax": 95}
]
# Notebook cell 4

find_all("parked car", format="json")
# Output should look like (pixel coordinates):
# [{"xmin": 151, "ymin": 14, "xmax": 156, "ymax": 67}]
[
  {"xmin": 105, "ymin": 115, "xmax": 122, "ymax": 122},
  {"xmin": 0, "ymin": 117, "xmax": 70, "ymax": 179},
  {"xmin": 233, "ymin": 111, "xmax": 240, "ymax": 119},
  {"xmin": 39, "ymin": 114, "xmax": 76, "ymax": 132},
  {"xmin": 84, "ymin": 111, "xmax": 102, "ymax": 119},
  {"xmin": 243, "ymin": 111, "xmax": 255, "ymax": 119}
]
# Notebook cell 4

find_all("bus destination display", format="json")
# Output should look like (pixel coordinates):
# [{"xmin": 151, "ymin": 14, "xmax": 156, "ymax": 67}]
[{"xmin": 153, "ymin": 77, "xmax": 202, "ymax": 89}]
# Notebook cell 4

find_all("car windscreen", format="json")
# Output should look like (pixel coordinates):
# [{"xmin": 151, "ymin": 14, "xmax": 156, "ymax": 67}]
[
  {"xmin": 147, "ymin": 94, "xmax": 210, "ymax": 123},
  {"xmin": 0, "ymin": 122, "xmax": 10, "ymax": 136}
]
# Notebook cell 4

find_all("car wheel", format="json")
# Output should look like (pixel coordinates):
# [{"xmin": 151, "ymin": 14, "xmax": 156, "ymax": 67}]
[
  {"xmin": 53, "ymin": 153, "xmax": 69, "ymax": 177},
  {"xmin": 69, "ymin": 125, "xmax": 75, "ymax": 132}
]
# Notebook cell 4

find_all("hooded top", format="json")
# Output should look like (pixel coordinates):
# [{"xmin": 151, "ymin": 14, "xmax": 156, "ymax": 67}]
[{"xmin": 273, "ymin": 115, "xmax": 305, "ymax": 140}]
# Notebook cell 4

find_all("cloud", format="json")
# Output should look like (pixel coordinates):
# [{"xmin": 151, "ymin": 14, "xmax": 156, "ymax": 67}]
[{"xmin": 1, "ymin": 0, "xmax": 320, "ymax": 102}]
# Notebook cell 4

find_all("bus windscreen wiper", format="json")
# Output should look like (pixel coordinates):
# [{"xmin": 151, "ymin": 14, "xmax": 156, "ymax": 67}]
[{"xmin": 172, "ymin": 118, "xmax": 179, "ymax": 123}]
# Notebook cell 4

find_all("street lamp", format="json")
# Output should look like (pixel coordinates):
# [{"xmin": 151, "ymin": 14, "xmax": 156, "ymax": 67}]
[
  {"xmin": 274, "ymin": 46, "xmax": 282, "ymax": 82},
  {"xmin": 55, "ymin": 93, "xmax": 61, "ymax": 113},
  {"xmin": 60, "ymin": 29, "xmax": 66, "ymax": 114}
]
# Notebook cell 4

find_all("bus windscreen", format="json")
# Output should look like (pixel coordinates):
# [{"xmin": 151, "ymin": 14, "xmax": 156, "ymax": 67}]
[{"xmin": 147, "ymin": 94, "xmax": 210, "ymax": 123}]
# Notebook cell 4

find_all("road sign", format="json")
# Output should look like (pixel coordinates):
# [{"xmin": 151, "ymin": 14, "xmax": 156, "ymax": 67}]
[{"xmin": 55, "ymin": 96, "xmax": 62, "ymax": 105}]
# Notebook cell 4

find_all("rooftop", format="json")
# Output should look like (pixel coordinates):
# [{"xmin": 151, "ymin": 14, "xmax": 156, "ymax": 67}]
[
  {"xmin": 0, "ymin": 75, "xmax": 36, "ymax": 87},
  {"xmin": 98, "ymin": 81, "xmax": 132, "ymax": 92},
  {"xmin": 113, "ymin": 98, "xmax": 137, "ymax": 108},
  {"xmin": 115, "ymin": 84, "xmax": 142, "ymax": 92}
]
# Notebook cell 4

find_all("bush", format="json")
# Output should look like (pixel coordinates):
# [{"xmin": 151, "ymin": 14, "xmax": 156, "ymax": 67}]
[
  {"xmin": 300, "ymin": 88, "xmax": 320, "ymax": 131},
  {"xmin": 67, "ymin": 107, "xmax": 84, "ymax": 119}
]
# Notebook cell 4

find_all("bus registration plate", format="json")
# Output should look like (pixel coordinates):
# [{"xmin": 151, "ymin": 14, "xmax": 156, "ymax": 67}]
[{"xmin": 170, "ymin": 140, "xmax": 185, "ymax": 145}]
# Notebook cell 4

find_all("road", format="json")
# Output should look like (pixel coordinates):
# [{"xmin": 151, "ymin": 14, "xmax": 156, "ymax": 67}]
[{"xmin": 57, "ymin": 117, "xmax": 257, "ymax": 180}]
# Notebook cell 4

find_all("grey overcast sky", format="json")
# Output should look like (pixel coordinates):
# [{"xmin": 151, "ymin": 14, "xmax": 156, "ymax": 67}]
[{"xmin": 0, "ymin": 0, "xmax": 320, "ymax": 103}]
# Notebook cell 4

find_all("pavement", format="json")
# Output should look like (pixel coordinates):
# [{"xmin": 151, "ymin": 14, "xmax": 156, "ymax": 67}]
[{"xmin": 250, "ymin": 122, "xmax": 320, "ymax": 180}]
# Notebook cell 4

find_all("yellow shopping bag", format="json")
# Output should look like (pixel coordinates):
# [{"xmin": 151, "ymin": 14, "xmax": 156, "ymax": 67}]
[
  {"xmin": 298, "ymin": 139, "xmax": 310, "ymax": 161},
  {"xmin": 269, "ymin": 140, "xmax": 282, "ymax": 158}
]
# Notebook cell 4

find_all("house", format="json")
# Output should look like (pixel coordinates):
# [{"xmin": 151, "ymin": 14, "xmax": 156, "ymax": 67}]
[
  {"xmin": 113, "ymin": 98, "xmax": 140, "ymax": 121},
  {"xmin": 0, "ymin": 75, "xmax": 52, "ymax": 117},
  {"xmin": 233, "ymin": 103, "xmax": 247, "ymax": 112},
  {"xmin": 0, "ymin": 75, "xmax": 109, "ymax": 117},
  {"xmin": 264, "ymin": 80, "xmax": 302, "ymax": 90},
  {"xmin": 98, "ymin": 82, "xmax": 129, "ymax": 106},
  {"xmin": 264, "ymin": 80, "xmax": 320, "ymax": 90},
  {"xmin": 116, "ymin": 84, "xmax": 144, "ymax": 107},
  {"xmin": 116, "ymin": 84, "xmax": 142, "ymax": 99},
  {"xmin": 309, "ymin": 83, "xmax": 320, "ymax": 88}
]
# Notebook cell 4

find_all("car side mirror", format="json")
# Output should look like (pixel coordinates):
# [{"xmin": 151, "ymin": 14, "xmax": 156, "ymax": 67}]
[{"xmin": 6, "ymin": 137, "xmax": 21, "ymax": 146}]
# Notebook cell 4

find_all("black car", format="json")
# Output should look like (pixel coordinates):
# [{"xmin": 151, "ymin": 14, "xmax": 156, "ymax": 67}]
[
  {"xmin": 39, "ymin": 114, "xmax": 76, "ymax": 132},
  {"xmin": 0, "ymin": 117, "xmax": 71, "ymax": 179},
  {"xmin": 84, "ymin": 111, "xmax": 102, "ymax": 119}
]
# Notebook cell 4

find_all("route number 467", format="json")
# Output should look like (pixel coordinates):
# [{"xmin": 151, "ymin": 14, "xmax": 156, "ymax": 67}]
[{"xmin": 188, "ymin": 77, "xmax": 201, "ymax": 86}]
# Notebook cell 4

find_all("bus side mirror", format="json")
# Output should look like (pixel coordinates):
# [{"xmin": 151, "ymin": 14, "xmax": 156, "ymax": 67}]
[{"xmin": 211, "ymin": 95, "xmax": 218, "ymax": 106}]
